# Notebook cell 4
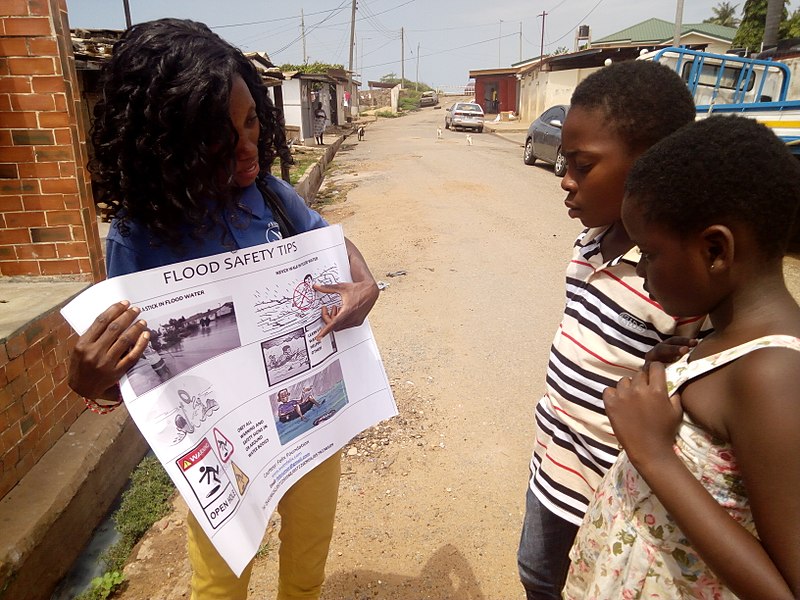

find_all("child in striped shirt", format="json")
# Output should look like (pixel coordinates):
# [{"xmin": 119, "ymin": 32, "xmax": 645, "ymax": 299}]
[{"xmin": 517, "ymin": 60, "xmax": 704, "ymax": 600}]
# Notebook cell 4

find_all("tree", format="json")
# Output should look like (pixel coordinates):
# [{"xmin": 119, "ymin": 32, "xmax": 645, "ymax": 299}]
[
  {"xmin": 731, "ymin": 0, "xmax": 793, "ymax": 51},
  {"xmin": 704, "ymin": 1, "xmax": 741, "ymax": 27}
]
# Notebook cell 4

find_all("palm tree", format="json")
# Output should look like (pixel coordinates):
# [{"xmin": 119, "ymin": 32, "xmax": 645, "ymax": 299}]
[{"xmin": 704, "ymin": 1, "xmax": 741, "ymax": 27}]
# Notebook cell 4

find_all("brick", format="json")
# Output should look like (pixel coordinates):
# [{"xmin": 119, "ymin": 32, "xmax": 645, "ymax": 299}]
[
  {"xmin": 0, "ymin": 110, "xmax": 38, "ymax": 130},
  {"xmin": 27, "ymin": 37, "xmax": 58, "ymax": 55},
  {"xmin": 22, "ymin": 344, "xmax": 43, "ymax": 371},
  {"xmin": 72, "ymin": 225, "xmax": 85, "ymax": 241},
  {"xmin": 28, "ymin": 0, "xmax": 49, "ymax": 16},
  {"xmin": 36, "ymin": 111, "xmax": 69, "ymax": 127},
  {"xmin": 16, "ymin": 242, "xmax": 56, "ymax": 259},
  {"xmin": 19, "ymin": 414, "xmax": 35, "ymax": 436},
  {"xmin": 55, "ymin": 241, "xmax": 86, "ymax": 257},
  {"xmin": 0, "ymin": 94, "xmax": 11, "ymax": 111},
  {"xmin": 47, "ymin": 210, "xmax": 82, "ymax": 226},
  {"xmin": 30, "ymin": 75, "xmax": 64, "ymax": 93},
  {"xmin": 0, "ymin": 179, "xmax": 36, "ymax": 194},
  {"xmin": 0, "ymin": 246, "xmax": 15, "ymax": 260},
  {"xmin": 5, "ymin": 356, "xmax": 25, "ymax": 381},
  {"xmin": 6, "ymin": 56, "xmax": 55, "ymax": 75},
  {"xmin": 41, "ymin": 258, "xmax": 81, "ymax": 275},
  {"xmin": 0, "ymin": 163, "xmax": 18, "ymax": 179},
  {"xmin": 21, "ymin": 388, "xmax": 39, "ymax": 414},
  {"xmin": 26, "ymin": 359, "xmax": 45, "ymax": 384},
  {"xmin": 34, "ymin": 146, "xmax": 72, "ymax": 161},
  {"xmin": 4, "ymin": 210, "xmax": 45, "ymax": 227},
  {"xmin": 0, "ymin": 76, "xmax": 33, "ymax": 94},
  {"xmin": 40, "ymin": 178, "xmax": 77, "ymax": 194},
  {"xmin": 0, "ymin": 131, "xmax": 11, "ymax": 145},
  {"xmin": 17, "ymin": 161, "xmax": 59, "ymax": 178},
  {"xmin": 22, "ymin": 194, "xmax": 65, "ymax": 211},
  {"xmin": 4, "ymin": 17, "xmax": 52, "ymax": 37},
  {"xmin": 58, "ymin": 161, "xmax": 76, "ymax": 178},
  {"xmin": 0, "ymin": 228, "xmax": 30, "ymax": 244},
  {"xmin": 54, "ymin": 128, "xmax": 71, "ymax": 145},
  {"xmin": 0, "ymin": 260, "xmax": 40, "ymax": 276},
  {"xmin": 2, "ymin": 0, "xmax": 30, "ymax": 15},
  {"xmin": 0, "ymin": 38, "xmax": 28, "ymax": 56},
  {"xmin": 30, "ymin": 226, "xmax": 71, "ymax": 242},
  {"xmin": 24, "ymin": 322, "xmax": 45, "ymax": 346},
  {"xmin": 53, "ymin": 93, "xmax": 66, "ymax": 112},
  {"xmin": 10, "ymin": 129, "xmax": 54, "ymax": 145},
  {"xmin": 9, "ymin": 92, "xmax": 55, "ymax": 111},
  {"xmin": 35, "ymin": 375, "xmax": 53, "ymax": 399}
]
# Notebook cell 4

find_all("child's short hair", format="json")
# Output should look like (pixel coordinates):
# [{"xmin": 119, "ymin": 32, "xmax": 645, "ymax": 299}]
[
  {"xmin": 571, "ymin": 60, "xmax": 696, "ymax": 152},
  {"xmin": 626, "ymin": 115, "xmax": 800, "ymax": 258}
]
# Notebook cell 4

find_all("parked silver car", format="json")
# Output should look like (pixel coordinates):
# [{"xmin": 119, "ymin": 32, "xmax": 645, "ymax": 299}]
[
  {"xmin": 419, "ymin": 91, "xmax": 438, "ymax": 107},
  {"xmin": 524, "ymin": 104, "xmax": 569, "ymax": 177},
  {"xmin": 445, "ymin": 102, "xmax": 484, "ymax": 132}
]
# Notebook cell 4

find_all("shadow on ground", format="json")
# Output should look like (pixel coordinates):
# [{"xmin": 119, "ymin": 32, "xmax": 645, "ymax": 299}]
[{"xmin": 323, "ymin": 544, "xmax": 485, "ymax": 600}]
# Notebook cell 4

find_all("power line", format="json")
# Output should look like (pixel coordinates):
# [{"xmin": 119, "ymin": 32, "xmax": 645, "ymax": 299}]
[
  {"xmin": 545, "ymin": 0, "xmax": 605, "ymax": 46},
  {"xmin": 270, "ymin": 0, "xmax": 351, "ymax": 57},
  {"xmin": 361, "ymin": 31, "xmax": 518, "ymax": 70},
  {"xmin": 210, "ymin": 7, "xmax": 343, "ymax": 30}
]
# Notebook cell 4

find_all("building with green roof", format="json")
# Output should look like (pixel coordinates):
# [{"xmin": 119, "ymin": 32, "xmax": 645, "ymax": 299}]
[{"xmin": 591, "ymin": 18, "xmax": 736, "ymax": 55}]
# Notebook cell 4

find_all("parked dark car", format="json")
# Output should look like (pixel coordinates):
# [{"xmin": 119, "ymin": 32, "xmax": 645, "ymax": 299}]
[{"xmin": 524, "ymin": 104, "xmax": 569, "ymax": 177}]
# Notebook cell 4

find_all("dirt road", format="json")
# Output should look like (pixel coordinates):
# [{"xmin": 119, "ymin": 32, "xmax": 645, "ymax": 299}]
[
  {"xmin": 115, "ymin": 107, "xmax": 800, "ymax": 600},
  {"xmin": 116, "ymin": 106, "xmax": 575, "ymax": 600}
]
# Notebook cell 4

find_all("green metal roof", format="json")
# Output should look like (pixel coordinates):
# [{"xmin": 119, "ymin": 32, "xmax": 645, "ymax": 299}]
[{"xmin": 593, "ymin": 18, "xmax": 736, "ymax": 45}]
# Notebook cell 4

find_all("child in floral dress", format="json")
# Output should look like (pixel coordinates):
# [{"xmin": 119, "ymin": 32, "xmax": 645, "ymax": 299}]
[{"xmin": 564, "ymin": 116, "xmax": 800, "ymax": 599}]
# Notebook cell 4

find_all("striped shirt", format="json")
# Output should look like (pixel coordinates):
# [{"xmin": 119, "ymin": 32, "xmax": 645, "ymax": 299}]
[{"xmin": 529, "ymin": 227, "xmax": 706, "ymax": 525}]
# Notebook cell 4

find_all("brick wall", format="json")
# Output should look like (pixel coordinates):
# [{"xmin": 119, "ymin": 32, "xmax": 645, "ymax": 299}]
[
  {"xmin": 0, "ymin": 0, "xmax": 105, "ymax": 497},
  {"xmin": 0, "ymin": 306, "xmax": 82, "ymax": 498},
  {"xmin": 0, "ymin": 0, "xmax": 105, "ymax": 279}
]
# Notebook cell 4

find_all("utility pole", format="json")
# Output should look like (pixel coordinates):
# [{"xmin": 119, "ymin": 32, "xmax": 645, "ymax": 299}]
[
  {"xmin": 122, "ymin": 0, "xmax": 131, "ymax": 28},
  {"xmin": 415, "ymin": 42, "xmax": 420, "ymax": 91},
  {"xmin": 400, "ymin": 27, "xmax": 405, "ymax": 88},
  {"xmin": 348, "ymin": 0, "xmax": 357, "ymax": 74},
  {"xmin": 672, "ymin": 0, "xmax": 684, "ymax": 46},
  {"xmin": 301, "ymin": 9, "xmax": 307, "ymax": 64},
  {"xmin": 498, "ymin": 19, "xmax": 503, "ymax": 67},
  {"xmin": 538, "ymin": 11, "xmax": 547, "ymax": 60},
  {"xmin": 519, "ymin": 22, "xmax": 523, "ymax": 62}
]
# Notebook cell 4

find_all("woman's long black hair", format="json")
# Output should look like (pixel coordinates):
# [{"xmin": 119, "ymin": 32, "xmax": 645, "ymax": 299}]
[{"xmin": 90, "ymin": 18, "xmax": 292, "ymax": 247}]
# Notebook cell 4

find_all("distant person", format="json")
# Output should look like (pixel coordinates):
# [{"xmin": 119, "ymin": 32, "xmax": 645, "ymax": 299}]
[
  {"xmin": 67, "ymin": 18, "xmax": 379, "ymax": 600},
  {"xmin": 313, "ymin": 102, "xmax": 327, "ymax": 146},
  {"xmin": 517, "ymin": 60, "xmax": 707, "ymax": 599},
  {"xmin": 565, "ymin": 116, "xmax": 800, "ymax": 599}
]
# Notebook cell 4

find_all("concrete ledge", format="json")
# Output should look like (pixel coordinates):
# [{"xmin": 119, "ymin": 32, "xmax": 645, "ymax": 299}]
[
  {"xmin": 294, "ymin": 133, "xmax": 347, "ymax": 203},
  {"xmin": 0, "ymin": 408, "xmax": 148, "ymax": 600}
]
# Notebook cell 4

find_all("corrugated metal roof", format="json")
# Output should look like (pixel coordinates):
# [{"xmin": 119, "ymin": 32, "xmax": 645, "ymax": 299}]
[{"xmin": 593, "ymin": 18, "xmax": 736, "ymax": 45}]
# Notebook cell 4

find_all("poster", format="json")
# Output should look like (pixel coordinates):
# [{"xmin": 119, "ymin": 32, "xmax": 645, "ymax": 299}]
[{"xmin": 61, "ymin": 225, "xmax": 397, "ymax": 575}]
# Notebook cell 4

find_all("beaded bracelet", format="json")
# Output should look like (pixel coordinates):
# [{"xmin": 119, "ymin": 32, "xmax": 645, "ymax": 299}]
[{"xmin": 83, "ymin": 386, "xmax": 124, "ymax": 415}]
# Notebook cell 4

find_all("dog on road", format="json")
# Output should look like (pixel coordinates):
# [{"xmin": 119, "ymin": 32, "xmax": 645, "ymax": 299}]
[
  {"xmin": 436, "ymin": 127, "xmax": 442, "ymax": 140},
  {"xmin": 357, "ymin": 126, "xmax": 365, "ymax": 141},
  {"xmin": 466, "ymin": 134, "xmax": 473, "ymax": 146}
]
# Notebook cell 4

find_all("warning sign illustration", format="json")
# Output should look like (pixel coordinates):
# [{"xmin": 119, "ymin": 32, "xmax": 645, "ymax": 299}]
[
  {"xmin": 214, "ymin": 427, "xmax": 234, "ymax": 463},
  {"xmin": 231, "ymin": 461, "xmax": 250, "ymax": 495},
  {"xmin": 178, "ymin": 438, "xmax": 240, "ymax": 529}
]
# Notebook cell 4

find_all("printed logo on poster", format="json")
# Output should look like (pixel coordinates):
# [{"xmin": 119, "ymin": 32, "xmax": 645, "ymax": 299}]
[{"xmin": 178, "ymin": 438, "xmax": 240, "ymax": 529}]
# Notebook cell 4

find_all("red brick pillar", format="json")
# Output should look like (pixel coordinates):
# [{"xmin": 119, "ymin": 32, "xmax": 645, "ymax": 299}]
[{"xmin": 0, "ymin": 0, "xmax": 105, "ymax": 280}]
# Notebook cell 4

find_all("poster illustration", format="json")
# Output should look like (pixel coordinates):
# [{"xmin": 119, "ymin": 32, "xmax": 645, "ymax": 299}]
[{"xmin": 61, "ymin": 225, "xmax": 397, "ymax": 575}]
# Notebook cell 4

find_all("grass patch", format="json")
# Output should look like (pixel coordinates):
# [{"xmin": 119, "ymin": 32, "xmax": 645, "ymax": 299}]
[
  {"xmin": 374, "ymin": 110, "xmax": 402, "ymax": 118},
  {"xmin": 75, "ymin": 455, "xmax": 175, "ymax": 600},
  {"xmin": 288, "ymin": 155, "xmax": 319, "ymax": 185}
]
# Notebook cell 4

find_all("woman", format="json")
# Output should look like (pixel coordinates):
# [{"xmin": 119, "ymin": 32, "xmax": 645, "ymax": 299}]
[
  {"xmin": 68, "ymin": 18, "xmax": 378, "ymax": 600},
  {"xmin": 313, "ymin": 102, "xmax": 327, "ymax": 145}
]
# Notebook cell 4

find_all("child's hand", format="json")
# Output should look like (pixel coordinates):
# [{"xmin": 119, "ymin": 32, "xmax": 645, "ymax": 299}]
[
  {"xmin": 603, "ymin": 362, "xmax": 683, "ymax": 468},
  {"xmin": 643, "ymin": 336, "xmax": 697, "ymax": 371},
  {"xmin": 68, "ymin": 301, "xmax": 150, "ymax": 400}
]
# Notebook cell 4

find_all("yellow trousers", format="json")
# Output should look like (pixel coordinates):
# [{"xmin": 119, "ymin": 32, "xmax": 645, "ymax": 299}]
[{"xmin": 188, "ymin": 453, "xmax": 341, "ymax": 600}]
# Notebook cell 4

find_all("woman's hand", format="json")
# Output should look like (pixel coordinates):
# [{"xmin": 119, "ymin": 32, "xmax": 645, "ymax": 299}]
[
  {"xmin": 643, "ymin": 336, "xmax": 697, "ymax": 371},
  {"xmin": 603, "ymin": 362, "xmax": 683, "ymax": 467},
  {"xmin": 313, "ymin": 238, "xmax": 379, "ymax": 340},
  {"xmin": 68, "ymin": 301, "xmax": 150, "ymax": 400}
]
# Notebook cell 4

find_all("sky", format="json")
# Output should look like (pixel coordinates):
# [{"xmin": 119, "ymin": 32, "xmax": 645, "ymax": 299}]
[{"xmin": 66, "ymin": 0, "xmax": 742, "ymax": 90}]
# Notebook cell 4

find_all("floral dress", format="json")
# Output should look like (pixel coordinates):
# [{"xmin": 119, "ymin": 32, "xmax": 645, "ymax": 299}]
[{"xmin": 563, "ymin": 335, "xmax": 800, "ymax": 600}]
